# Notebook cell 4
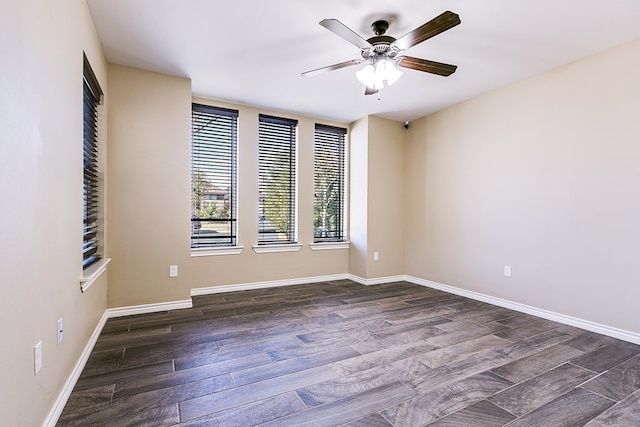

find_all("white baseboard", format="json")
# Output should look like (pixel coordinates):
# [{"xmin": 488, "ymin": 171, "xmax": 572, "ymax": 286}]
[
  {"xmin": 106, "ymin": 299, "xmax": 193, "ymax": 318},
  {"xmin": 347, "ymin": 274, "xmax": 406, "ymax": 286},
  {"xmin": 191, "ymin": 273, "xmax": 350, "ymax": 296},
  {"xmin": 406, "ymin": 275, "xmax": 640, "ymax": 345},
  {"xmin": 44, "ymin": 310, "xmax": 109, "ymax": 427}
]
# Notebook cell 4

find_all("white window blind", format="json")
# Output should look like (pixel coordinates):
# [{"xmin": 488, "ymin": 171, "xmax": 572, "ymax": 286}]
[
  {"xmin": 191, "ymin": 103, "xmax": 238, "ymax": 247},
  {"xmin": 314, "ymin": 124, "xmax": 346, "ymax": 243},
  {"xmin": 258, "ymin": 114, "xmax": 298, "ymax": 244}
]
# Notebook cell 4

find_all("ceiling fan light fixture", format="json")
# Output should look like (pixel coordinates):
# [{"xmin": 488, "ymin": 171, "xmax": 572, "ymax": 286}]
[{"xmin": 356, "ymin": 58, "xmax": 403, "ymax": 90}]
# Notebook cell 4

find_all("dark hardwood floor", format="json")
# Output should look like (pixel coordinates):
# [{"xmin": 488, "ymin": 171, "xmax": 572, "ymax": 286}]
[{"xmin": 57, "ymin": 280, "xmax": 640, "ymax": 426}]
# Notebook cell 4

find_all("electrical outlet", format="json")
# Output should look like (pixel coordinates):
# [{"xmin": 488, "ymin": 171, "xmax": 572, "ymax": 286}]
[
  {"xmin": 34, "ymin": 341, "xmax": 42, "ymax": 375},
  {"xmin": 373, "ymin": 252, "xmax": 379, "ymax": 261},
  {"xmin": 504, "ymin": 265, "xmax": 512, "ymax": 277},
  {"xmin": 169, "ymin": 265, "xmax": 178, "ymax": 277},
  {"xmin": 57, "ymin": 318, "xmax": 64, "ymax": 345}
]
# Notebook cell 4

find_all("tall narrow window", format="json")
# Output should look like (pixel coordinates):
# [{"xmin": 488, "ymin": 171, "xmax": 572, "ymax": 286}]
[
  {"xmin": 314, "ymin": 124, "xmax": 346, "ymax": 243},
  {"xmin": 83, "ymin": 54, "xmax": 103, "ymax": 269},
  {"xmin": 258, "ymin": 114, "xmax": 298, "ymax": 244},
  {"xmin": 191, "ymin": 104, "xmax": 238, "ymax": 247}
]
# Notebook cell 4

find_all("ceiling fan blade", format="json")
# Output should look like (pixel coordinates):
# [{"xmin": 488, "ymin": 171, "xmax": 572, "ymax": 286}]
[
  {"xmin": 301, "ymin": 59, "xmax": 364, "ymax": 77},
  {"xmin": 364, "ymin": 86, "xmax": 378, "ymax": 96},
  {"xmin": 320, "ymin": 19, "xmax": 372, "ymax": 50},
  {"xmin": 393, "ymin": 11, "xmax": 460, "ymax": 50},
  {"xmin": 397, "ymin": 56, "xmax": 457, "ymax": 76}
]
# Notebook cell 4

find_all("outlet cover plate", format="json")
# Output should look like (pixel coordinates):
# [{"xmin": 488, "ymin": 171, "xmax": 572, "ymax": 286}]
[
  {"xmin": 504, "ymin": 265, "xmax": 512, "ymax": 277},
  {"xmin": 34, "ymin": 341, "xmax": 42, "ymax": 375},
  {"xmin": 57, "ymin": 318, "xmax": 64, "ymax": 345}
]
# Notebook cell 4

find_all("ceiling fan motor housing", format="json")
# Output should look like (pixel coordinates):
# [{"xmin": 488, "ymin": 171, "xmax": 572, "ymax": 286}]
[
  {"xmin": 371, "ymin": 20, "xmax": 389, "ymax": 35},
  {"xmin": 362, "ymin": 35, "xmax": 399, "ymax": 61}
]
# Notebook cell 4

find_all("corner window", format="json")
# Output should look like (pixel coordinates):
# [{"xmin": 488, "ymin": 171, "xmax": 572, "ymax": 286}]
[
  {"xmin": 258, "ymin": 114, "xmax": 298, "ymax": 244},
  {"xmin": 314, "ymin": 124, "xmax": 346, "ymax": 243},
  {"xmin": 191, "ymin": 104, "xmax": 238, "ymax": 247},
  {"xmin": 82, "ymin": 54, "xmax": 103, "ymax": 269}
]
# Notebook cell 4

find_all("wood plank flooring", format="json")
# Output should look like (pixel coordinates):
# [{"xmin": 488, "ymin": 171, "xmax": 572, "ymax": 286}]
[{"xmin": 57, "ymin": 280, "xmax": 640, "ymax": 426}]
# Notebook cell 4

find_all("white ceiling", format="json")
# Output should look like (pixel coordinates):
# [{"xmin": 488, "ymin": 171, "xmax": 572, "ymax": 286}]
[{"xmin": 87, "ymin": 0, "xmax": 640, "ymax": 123}]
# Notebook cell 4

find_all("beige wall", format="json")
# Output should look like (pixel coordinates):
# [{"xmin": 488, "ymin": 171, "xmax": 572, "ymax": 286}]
[
  {"xmin": 367, "ymin": 116, "xmax": 406, "ymax": 278},
  {"xmin": 107, "ymin": 65, "xmax": 193, "ymax": 307},
  {"xmin": 405, "ymin": 39, "xmax": 640, "ymax": 334},
  {"xmin": 349, "ymin": 116, "xmax": 406, "ymax": 280},
  {"xmin": 348, "ymin": 117, "xmax": 369, "ymax": 278},
  {"xmin": 0, "ymin": 0, "xmax": 108, "ymax": 425},
  {"xmin": 190, "ymin": 99, "xmax": 350, "ymax": 288}
]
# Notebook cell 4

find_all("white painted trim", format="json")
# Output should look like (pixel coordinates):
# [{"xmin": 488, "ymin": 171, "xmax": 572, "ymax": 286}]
[
  {"xmin": 252, "ymin": 243, "xmax": 303, "ymax": 253},
  {"xmin": 405, "ymin": 275, "xmax": 640, "ymax": 345},
  {"xmin": 347, "ymin": 274, "xmax": 406, "ymax": 286},
  {"xmin": 191, "ymin": 245, "xmax": 244, "ymax": 257},
  {"xmin": 80, "ymin": 258, "xmax": 111, "ymax": 293},
  {"xmin": 191, "ymin": 273, "xmax": 350, "ymax": 296},
  {"xmin": 106, "ymin": 299, "xmax": 193, "ymax": 318},
  {"xmin": 309, "ymin": 242, "xmax": 350, "ymax": 250},
  {"xmin": 44, "ymin": 310, "xmax": 109, "ymax": 427}
]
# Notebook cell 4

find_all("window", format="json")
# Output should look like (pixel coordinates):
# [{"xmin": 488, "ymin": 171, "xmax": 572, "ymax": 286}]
[
  {"xmin": 82, "ymin": 54, "xmax": 103, "ymax": 269},
  {"xmin": 314, "ymin": 124, "xmax": 346, "ymax": 243},
  {"xmin": 258, "ymin": 114, "xmax": 298, "ymax": 244},
  {"xmin": 191, "ymin": 104, "xmax": 238, "ymax": 248}
]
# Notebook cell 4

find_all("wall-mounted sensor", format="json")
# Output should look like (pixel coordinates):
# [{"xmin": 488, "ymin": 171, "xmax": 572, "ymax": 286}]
[{"xmin": 404, "ymin": 121, "xmax": 410, "ymax": 129}]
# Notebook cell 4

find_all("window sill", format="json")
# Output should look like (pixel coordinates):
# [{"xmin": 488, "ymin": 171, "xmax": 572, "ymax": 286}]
[
  {"xmin": 252, "ymin": 243, "xmax": 303, "ymax": 254},
  {"xmin": 191, "ymin": 246, "xmax": 244, "ymax": 257},
  {"xmin": 309, "ymin": 241, "xmax": 350, "ymax": 251},
  {"xmin": 81, "ymin": 258, "xmax": 111, "ymax": 293}
]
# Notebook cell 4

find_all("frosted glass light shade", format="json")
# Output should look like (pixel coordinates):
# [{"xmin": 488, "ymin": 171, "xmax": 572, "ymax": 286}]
[
  {"xmin": 378, "ymin": 59, "xmax": 403, "ymax": 86},
  {"xmin": 355, "ymin": 64, "xmax": 375, "ymax": 88},
  {"xmin": 355, "ymin": 59, "xmax": 403, "ymax": 89}
]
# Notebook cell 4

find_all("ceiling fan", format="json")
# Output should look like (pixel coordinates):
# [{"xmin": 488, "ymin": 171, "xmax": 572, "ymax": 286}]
[{"xmin": 302, "ymin": 11, "xmax": 461, "ymax": 95}]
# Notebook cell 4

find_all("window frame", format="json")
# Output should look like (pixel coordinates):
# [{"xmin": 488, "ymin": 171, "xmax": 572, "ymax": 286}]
[
  {"xmin": 257, "ymin": 114, "xmax": 298, "ymax": 246},
  {"xmin": 82, "ymin": 53, "xmax": 103, "ymax": 271},
  {"xmin": 313, "ymin": 124, "xmax": 347, "ymax": 244},
  {"xmin": 190, "ymin": 103, "xmax": 239, "ymax": 251}
]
